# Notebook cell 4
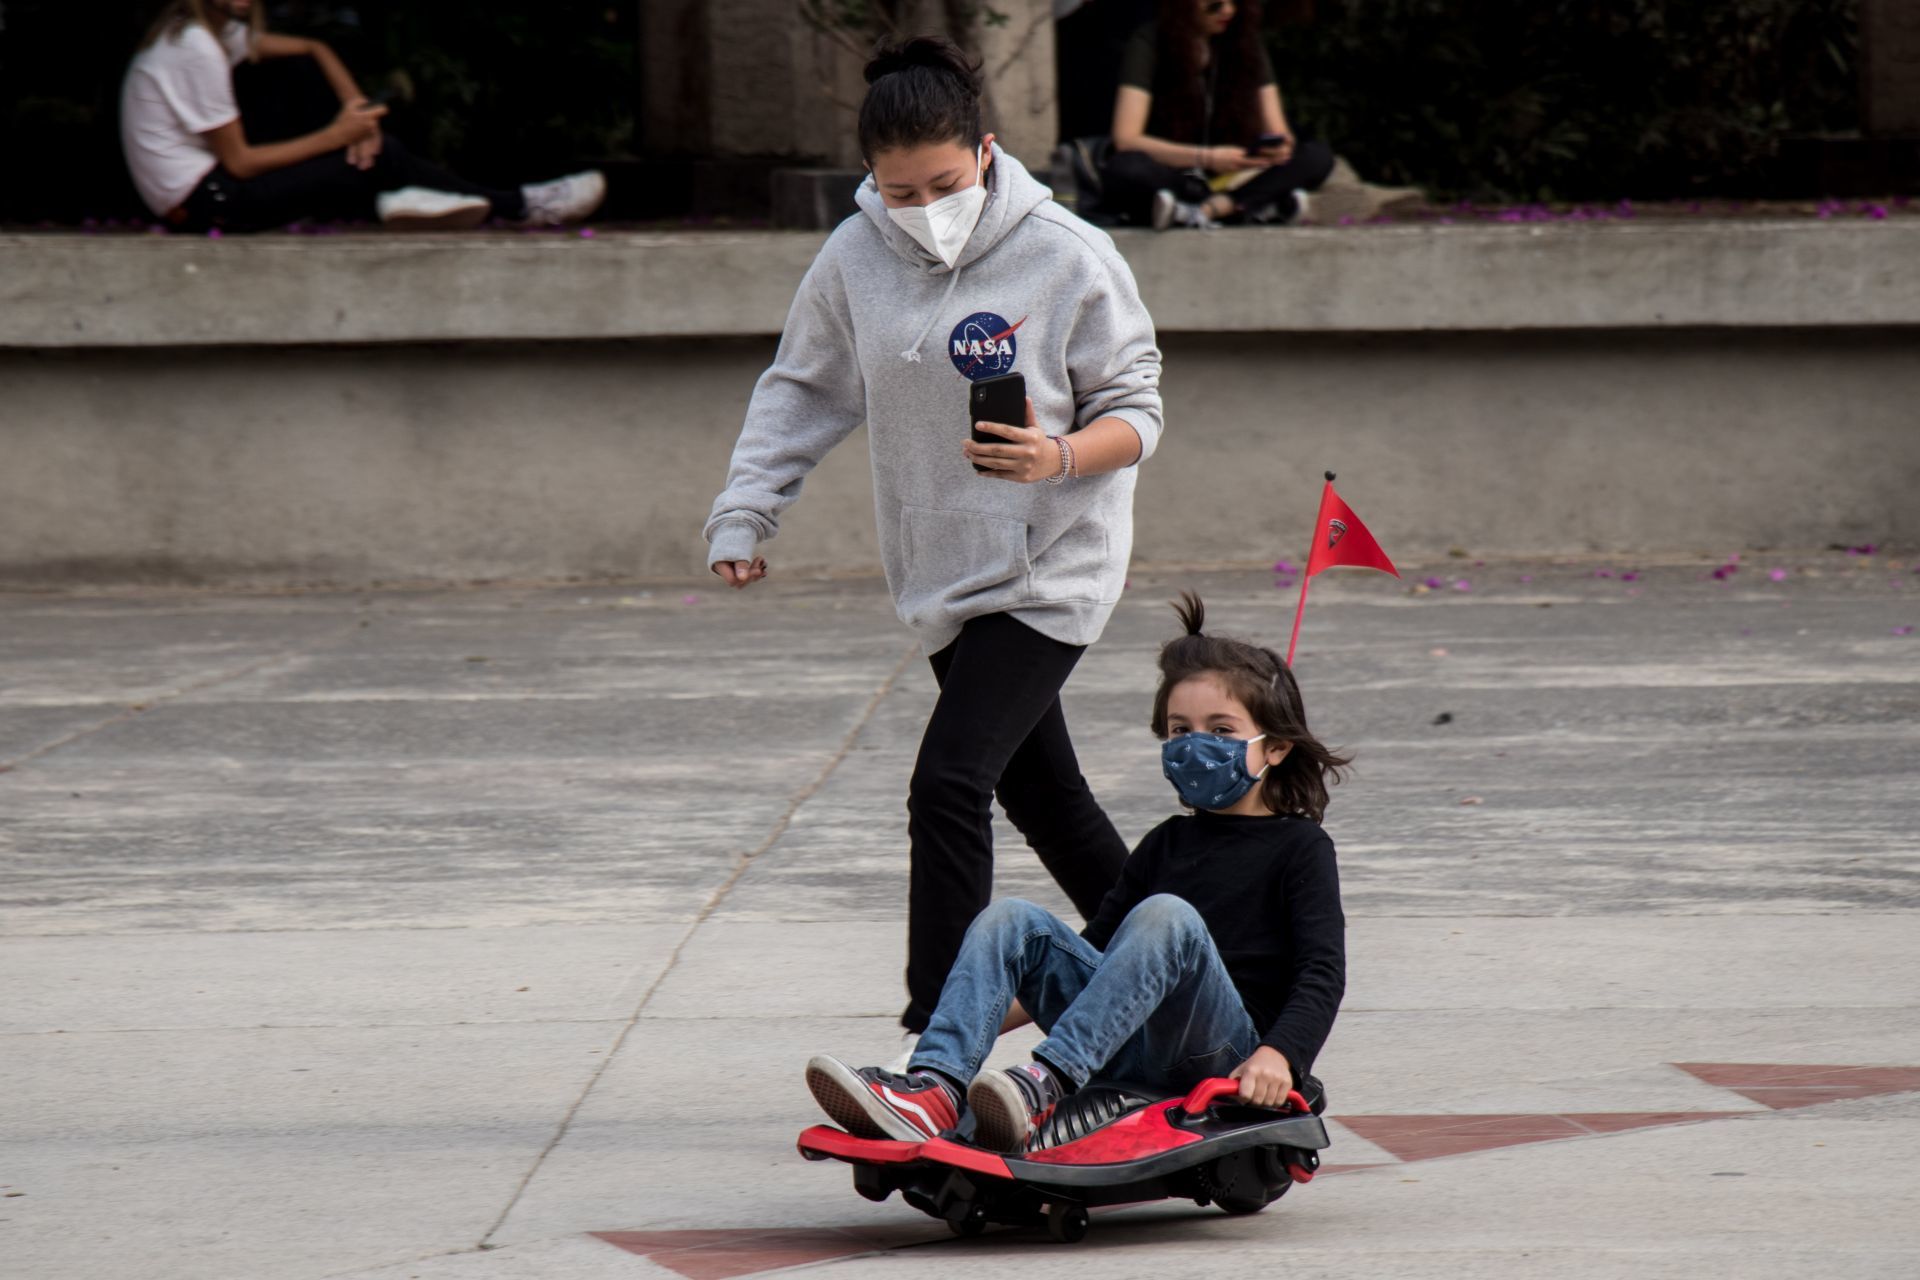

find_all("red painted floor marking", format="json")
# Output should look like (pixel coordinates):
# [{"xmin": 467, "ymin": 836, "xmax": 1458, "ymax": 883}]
[
  {"xmin": 1562, "ymin": 1111, "xmax": 1755, "ymax": 1135},
  {"xmin": 592, "ymin": 1227, "xmax": 937, "ymax": 1280},
  {"xmin": 1337, "ymin": 1113, "xmax": 1592, "ymax": 1162},
  {"xmin": 1673, "ymin": 1062, "xmax": 1920, "ymax": 1110}
]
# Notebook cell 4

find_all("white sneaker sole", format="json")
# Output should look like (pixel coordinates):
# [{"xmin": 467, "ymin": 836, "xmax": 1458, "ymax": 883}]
[
  {"xmin": 966, "ymin": 1071, "xmax": 1035, "ymax": 1153},
  {"xmin": 379, "ymin": 202, "xmax": 491, "ymax": 231},
  {"xmin": 1151, "ymin": 189, "xmax": 1176, "ymax": 232},
  {"xmin": 804, "ymin": 1055, "xmax": 931, "ymax": 1143}
]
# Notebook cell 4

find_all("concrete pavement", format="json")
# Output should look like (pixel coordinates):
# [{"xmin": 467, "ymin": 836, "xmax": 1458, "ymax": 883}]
[{"xmin": 3, "ymin": 554, "xmax": 1918, "ymax": 1278}]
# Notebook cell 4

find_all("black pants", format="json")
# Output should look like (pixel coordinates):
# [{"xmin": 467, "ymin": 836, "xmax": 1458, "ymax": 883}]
[
  {"xmin": 1100, "ymin": 140, "xmax": 1336, "ymax": 225},
  {"xmin": 177, "ymin": 55, "xmax": 525, "ymax": 232},
  {"xmin": 903, "ymin": 612, "xmax": 1131, "ymax": 1032}
]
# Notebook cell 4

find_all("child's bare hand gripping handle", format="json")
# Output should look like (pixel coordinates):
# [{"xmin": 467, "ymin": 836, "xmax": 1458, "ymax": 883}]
[{"xmin": 1229, "ymin": 1045, "xmax": 1293, "ymax": 1108}]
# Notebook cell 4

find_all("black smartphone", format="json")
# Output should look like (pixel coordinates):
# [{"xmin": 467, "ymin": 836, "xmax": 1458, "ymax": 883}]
[
  {"xmin": 969, "ymin": 372, "xmax": 1026, "ymax": 475},
  {"xmin": 1251, "ymin": 132, "xmax": 1290, "ymax": 152}
]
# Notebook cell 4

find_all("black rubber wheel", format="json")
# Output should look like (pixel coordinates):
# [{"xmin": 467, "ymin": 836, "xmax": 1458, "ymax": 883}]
[
  {"xmin": 1214, "ymin": 1192, "xmax": 1272, "ymax": 1215},
  {"xmin": 1046, "ymin": 1202, "xmax": 1089, "ymax": 1243}
]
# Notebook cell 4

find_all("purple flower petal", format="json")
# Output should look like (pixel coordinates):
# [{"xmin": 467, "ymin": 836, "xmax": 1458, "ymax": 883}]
[
  {"xmin": 681, "ymin": 594, "xmax": 700, "ymax": 605},
  {"xmin": 1620, "ymin": 571, "xmax": 1639, "ymax": 582},
  {"xmin": 1273, "ymin": 559, "xmax": 1298, "ymax": 575},
  {"xmin": 1769, "ymin": 568, "xmax": 1788, "ymax": 582},
  {"xmin": 1423, "ymin": 576, "xmax": 1446, "ymax": 589},
  {"xmin": 207, "ymin": 228, "xmax": 223, "ymax": 239},
  {"xmin": 1518, "ymin": 574, "xmax": 1533, "ymax": 584},
  {"xmin": 1452, "ymin": 578, "xmax": 1472, "ymax": 592},
  {"xmin": 579, "ymin": 227, "xmax": 596, "ymax": 238},
  {"xmin": 1594, "ymin": 569, "xmax": 1613, "ymax": 579},
  {"xmin": 1892, "ymin": 625, "xmax": 1914, "ymax": 636}
]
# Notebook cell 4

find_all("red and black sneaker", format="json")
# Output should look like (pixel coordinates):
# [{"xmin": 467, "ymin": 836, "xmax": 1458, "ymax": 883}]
[
  {"xmin": 805, "ymin": 1054, "xmax": 961, "ymax": 1142},
  {"xmin": 968, "ymin": 1061, "xmax": 1067, "ymax": 1153}
]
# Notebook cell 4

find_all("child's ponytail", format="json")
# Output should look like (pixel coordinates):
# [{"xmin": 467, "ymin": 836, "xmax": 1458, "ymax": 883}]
[{"xmin": 1151, "ymin": 592, "xmax": 1352, "ymax": 823}]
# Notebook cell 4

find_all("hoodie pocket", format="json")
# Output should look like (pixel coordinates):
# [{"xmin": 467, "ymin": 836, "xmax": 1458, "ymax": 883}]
[
  {"xmin": 1025, "ymin": 519, "xmax": 1114, "ymax": 605},
  {"xmin": 899, "ymin": 505, "xmax": 1031, "ymax": 619}
]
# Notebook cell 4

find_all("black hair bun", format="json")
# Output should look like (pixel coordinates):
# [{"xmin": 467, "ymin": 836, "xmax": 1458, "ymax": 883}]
[
  {"xmin": 1172, "ymin": 590, "xmax": 1206, "ymax": 636},
  {"xmin": 865, "ymin": 34, "xmax": 983, "ymax": 95}
]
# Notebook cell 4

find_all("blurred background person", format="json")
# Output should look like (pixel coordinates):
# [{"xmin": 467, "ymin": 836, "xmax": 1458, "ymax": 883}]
[
  {"xmin": 121, "ymin": 0, "xmax": 605, "ymax": 233},
  {"xmin": 1102, "ymin": 0, "xmax": 1333, "ymax": 228}
]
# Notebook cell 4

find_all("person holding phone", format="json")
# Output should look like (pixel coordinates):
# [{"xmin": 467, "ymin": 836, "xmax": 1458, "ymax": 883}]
[
  {"xmin": 704, "ymin": 35, "xmax": 1163, "ymax": 1056},
  {"xmin": 122, "ymin": 0, "xmax": 604, "ymax": 232},
  {"xmin": 1102, "ymin": 0, "xmax": 1336, "ymax": 229}
]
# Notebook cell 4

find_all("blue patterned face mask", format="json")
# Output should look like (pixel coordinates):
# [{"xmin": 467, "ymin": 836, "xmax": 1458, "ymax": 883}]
[{"xmin": 1161, "ymin": 732, "xmax": 1269, "ymax": 810}]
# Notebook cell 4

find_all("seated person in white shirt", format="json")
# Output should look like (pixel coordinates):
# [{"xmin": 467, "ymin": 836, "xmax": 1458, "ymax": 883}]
[{"xmin": 121, "ymin": 0, "xmax": 606, "ymax": 232}]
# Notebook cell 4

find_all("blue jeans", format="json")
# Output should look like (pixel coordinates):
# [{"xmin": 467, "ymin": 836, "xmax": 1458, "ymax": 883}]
[{"xmin": 909, "ymin": 896, "xmax": 1260, "ymax": 1091}]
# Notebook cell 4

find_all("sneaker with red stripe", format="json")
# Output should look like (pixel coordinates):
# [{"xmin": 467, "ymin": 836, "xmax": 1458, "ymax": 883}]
[{"xmin": 805, "ymin": 1054, "xmax": 961, "ymax": 1142}]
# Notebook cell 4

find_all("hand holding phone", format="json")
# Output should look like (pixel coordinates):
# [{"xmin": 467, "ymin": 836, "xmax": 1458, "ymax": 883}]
[
  {"xmin": 1250, "ymin": 132, "xmax": 1292, "ymax": 162},
  {"xmin": 969, "ymin": 372, "xmax": 1027, "ymax": 475}
]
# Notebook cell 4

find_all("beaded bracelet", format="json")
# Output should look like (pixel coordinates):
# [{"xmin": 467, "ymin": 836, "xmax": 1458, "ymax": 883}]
[{"xmin": 1046, "ymin": 435, "xmax": 1075, "ymax": 485}]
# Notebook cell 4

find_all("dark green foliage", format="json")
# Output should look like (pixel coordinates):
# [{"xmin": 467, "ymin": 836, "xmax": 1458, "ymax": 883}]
[
  {"xmin": 1267, "ymin": 0, "xmax": 1860, "ymax": 201},
  {"xmin": 245, "ymin": 2, "xmax": 636, "ymax": 188}
]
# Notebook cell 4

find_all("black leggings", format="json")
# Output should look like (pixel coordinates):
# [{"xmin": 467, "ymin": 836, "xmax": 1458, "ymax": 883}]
[
  {"xmin": 176, "ymin": 55, "xmax": 525, "ymax": 233},
  {"xmin": 903, "ymin": 612, "xmax": 1130, "ymax": 1032},
  {"xmin": 1100, "ymin": 140, "xmax": 1336, "ymax": 224}
]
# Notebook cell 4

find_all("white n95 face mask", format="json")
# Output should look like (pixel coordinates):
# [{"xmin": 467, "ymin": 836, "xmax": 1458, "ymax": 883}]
[{"xmin": 887, "ymin": 145, "xmax": 987, "ymax": 269}]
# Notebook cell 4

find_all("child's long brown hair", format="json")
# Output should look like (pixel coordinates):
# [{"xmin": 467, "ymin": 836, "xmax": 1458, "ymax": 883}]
[{"xmin": 1150, "ymin": 591, "xmax": 1351, "ymax": 823}]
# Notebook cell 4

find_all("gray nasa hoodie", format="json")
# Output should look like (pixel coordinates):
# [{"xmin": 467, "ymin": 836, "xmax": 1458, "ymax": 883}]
[{"xmin": 704, "ymin": 145, "xmax": 1163, "ymax": 655}]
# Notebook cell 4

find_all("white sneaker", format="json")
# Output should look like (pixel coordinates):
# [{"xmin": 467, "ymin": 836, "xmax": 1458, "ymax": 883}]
[
  {"xmin": 1151, "ymin": 188, "xmax": 1217, "ymax": 231},
  {"xmin": 517, "ymin": 170, "xmax": 607, "ymax": 226},
  {"xmin": 374, "ymin": 187, "xmax": 491, "ymax": 230},
  {"xmin": 1249, "ymin": 188, "xmax": 1315, "ymax": 227}
]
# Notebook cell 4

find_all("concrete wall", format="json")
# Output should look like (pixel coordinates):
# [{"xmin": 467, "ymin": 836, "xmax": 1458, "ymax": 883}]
[
  {"xmin": 3, "ymin": 329, "xmax": 1913, "ymax": 587},
  {"xmin": 10, "ymin": 221, "xmax": 1920, "ymax": 348},
  {"xmin": 2, "ymin": 222, "xmax": 1916, "ymax": 586}
]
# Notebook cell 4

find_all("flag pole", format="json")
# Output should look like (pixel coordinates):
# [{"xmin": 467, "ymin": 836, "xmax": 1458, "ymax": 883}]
[
  {"xmin": 1285, "ymin": 567, "xmax": 1312, "ymax": 667},
  {"xmin": 1285, "ymin": 471, "xmax": 1335, "ymax": 667}
]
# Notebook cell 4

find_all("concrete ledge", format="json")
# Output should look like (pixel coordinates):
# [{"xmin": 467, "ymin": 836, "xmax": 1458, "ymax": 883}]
[{"xmin": 4, "ymin": 220, "xmax": 1919, "ymax": 349}]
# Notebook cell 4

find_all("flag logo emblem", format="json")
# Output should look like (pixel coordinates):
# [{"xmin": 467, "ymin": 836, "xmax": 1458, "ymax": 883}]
[{"xmin": 1327, "ymin": 518, "xmax": 1348, "ymax": 549}]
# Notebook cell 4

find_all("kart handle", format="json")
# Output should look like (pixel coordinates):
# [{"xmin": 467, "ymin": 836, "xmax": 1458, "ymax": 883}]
[{"xmin": 1180, "ymin": 1077, "xmax": 1311, "ymax": 1116}]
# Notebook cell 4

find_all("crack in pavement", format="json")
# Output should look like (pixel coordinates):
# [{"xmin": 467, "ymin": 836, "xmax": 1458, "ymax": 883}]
[{"xmin": 476, "ymin": 640, "xmax": 919, "ymax": 1248}]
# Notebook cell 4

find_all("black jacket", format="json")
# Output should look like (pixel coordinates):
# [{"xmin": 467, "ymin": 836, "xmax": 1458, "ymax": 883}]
[{"xmin": 1081, "ymin": 810, "xmax": 1346, "ymax": 1075}]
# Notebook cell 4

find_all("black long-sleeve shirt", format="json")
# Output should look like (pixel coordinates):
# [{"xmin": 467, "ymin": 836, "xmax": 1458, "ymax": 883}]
[{"xmin": 1080, "ymin": 810, "xmax": 1347, "ymax": 1076}]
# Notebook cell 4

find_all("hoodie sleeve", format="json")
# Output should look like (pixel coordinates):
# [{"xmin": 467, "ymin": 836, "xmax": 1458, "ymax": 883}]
[
  {"xmin": 1065, "ymin": 245, "xmax": 1164, "ymax": 462},
  {"xmin": 702, "ymin": 241, "xmax": 867, "ymax": 566}
]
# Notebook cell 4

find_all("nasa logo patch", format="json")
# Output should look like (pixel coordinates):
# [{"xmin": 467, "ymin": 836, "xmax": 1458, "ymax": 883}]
[{"xmin": 948, "ymin": 311, "xmax": 1024, "ymax": 381}]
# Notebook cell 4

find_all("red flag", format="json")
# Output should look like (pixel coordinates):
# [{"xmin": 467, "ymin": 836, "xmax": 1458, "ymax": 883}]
[
  {"xmin": 1305, "ymin": 479, "xmax": 1398, "ymax": 579},
  {"xmin": 1287, "ymin": 473, "xmax": 1398, "ymax": 665}
]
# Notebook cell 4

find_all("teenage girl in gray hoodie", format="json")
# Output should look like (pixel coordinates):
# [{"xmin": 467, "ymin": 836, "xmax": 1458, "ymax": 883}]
[{"xmin": 704, "ymin": 35, "xmax": 1165, "ymax": 1049}]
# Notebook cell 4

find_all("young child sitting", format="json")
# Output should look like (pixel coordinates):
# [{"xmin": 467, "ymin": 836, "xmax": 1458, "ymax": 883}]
[{"xmin": 807, "ymin": 592, "xmax": 1348, "ymax": 1152}]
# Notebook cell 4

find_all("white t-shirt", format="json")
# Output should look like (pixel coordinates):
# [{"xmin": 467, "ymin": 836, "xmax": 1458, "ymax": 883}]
[{"xmin": 120, "ymin": 20, "xmax": 254, "ymax": 216}]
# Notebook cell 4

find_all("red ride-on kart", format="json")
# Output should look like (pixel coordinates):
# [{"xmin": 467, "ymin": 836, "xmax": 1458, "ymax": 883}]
[{"xmin": 796, "ymin": 1075, "xmax": 1331, "ymax": 1243}]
